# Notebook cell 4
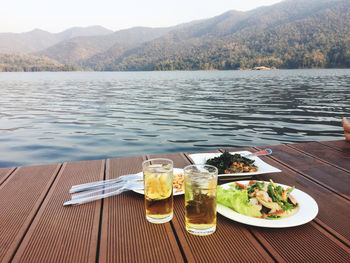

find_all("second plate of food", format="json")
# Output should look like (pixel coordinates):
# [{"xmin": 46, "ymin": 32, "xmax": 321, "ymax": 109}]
[{"xmin": 188, "ymin": 151, "xmax": 281, "ymax": 177}]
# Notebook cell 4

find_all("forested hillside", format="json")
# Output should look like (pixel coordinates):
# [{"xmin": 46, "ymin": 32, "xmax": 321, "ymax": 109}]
[
  {"xmin": 94, "ymin": 0, "xmax": 349, "ymax": 71},
  {"xmin": 0, "ymin": 0, "xmax": 349, "ymax": 71},
  {"xmin": 35, "ymin": 26, "xmax": 179, "ymax": 66},
  {"xmin": 0, "ymin": 54, "xmax": 76, "ymax": 72}
]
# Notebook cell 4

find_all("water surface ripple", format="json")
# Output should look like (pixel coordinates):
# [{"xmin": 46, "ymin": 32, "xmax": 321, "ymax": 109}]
[{"xmin": 0, "ymin": 69, "xmax": 349, "ymax": 167}]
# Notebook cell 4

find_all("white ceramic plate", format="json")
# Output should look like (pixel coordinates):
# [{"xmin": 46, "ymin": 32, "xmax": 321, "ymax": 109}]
[
  {"xmin": 132, "ymin": 168, "xmax": 184, "ymax": 196},
  {"xmin": 217, "ymin": 180, "xmax": 319, "ymax": 228},
  {"xmin": 188, "ymin": 151, "xmax": 281, "ymax": 178}
]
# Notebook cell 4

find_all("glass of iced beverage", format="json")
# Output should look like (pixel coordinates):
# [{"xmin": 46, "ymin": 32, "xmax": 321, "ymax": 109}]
[
  {"xmin": 184, "ymin": 164, "xmax": 218, "ymax": 235},
  {"xmin": 142, "ymin": 158, "xmax": 173, "ymax": 223}
]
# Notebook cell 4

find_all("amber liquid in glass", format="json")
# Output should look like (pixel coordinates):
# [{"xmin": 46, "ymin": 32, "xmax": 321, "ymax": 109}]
[
  {"xmin": 185, "ymin": 175, "xmax": 216, "ymax": 235},
  {"xmin": 144, "ymin": 168, "xmax": 173, "ymax": 223}
]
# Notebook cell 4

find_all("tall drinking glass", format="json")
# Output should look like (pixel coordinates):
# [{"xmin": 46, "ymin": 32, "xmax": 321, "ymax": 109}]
[
  {"xmin": 184, "ymin": 164, "xmax": 218, "ymax": 235},
  {"xmin": 142, "ymin": 158, "xmax": 173, "ymax": 223}
]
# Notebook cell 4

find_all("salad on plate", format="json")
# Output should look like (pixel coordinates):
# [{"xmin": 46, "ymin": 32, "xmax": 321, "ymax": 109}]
[{"xmin": 217, "ymin": 179, "xmax": 298, "ymax": 219}]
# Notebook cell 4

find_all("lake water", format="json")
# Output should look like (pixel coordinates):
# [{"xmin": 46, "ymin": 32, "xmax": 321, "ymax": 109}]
[{"xmin": 0, "ymin": 69, "xmax": 349, "ymax": 167}]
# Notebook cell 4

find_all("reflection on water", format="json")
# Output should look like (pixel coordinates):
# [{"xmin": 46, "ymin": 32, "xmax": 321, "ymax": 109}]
[{"xmin": 0, "ymin": 69, "xmax": 349, "ymax": 167}]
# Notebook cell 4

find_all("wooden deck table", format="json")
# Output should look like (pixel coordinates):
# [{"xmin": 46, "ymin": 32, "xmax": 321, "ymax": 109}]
[{"xmin": 0, "ymin": 140, "xmax": 349, "ymax": 262}]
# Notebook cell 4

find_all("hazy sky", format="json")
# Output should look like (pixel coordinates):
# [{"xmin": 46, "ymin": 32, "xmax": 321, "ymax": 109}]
[{"xmin": 1, "ymin": 0, "xmax": 283, "ymax": 33}]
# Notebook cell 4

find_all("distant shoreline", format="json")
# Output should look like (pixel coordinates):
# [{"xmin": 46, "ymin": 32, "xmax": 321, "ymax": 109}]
[{"xmin": 2, "ymin": 66, "xmax": 350, "ymax": 73}]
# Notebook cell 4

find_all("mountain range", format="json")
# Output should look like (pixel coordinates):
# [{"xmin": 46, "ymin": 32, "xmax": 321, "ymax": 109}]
[{"xmin": 1, "ymin": 0, "xmax": 349, "ymax": 72}]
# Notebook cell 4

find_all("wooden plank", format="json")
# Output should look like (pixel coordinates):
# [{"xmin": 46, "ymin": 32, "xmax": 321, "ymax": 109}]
[
  {"xmin": 0, "ymin": 167, "xmax": 15, "ymax": 185},
  {"xmin": 150, "ymin": 152, "xmax": 274, "ymax": 263},
  {"xmin": 100, "ymin": 156, "xmax": 184, "ymax": 263},
  {"xmin": 289, "ymin": 141, "xmax": 350, "ymax": 171},
  {"xmin": 264, "ymin": 144, "xmax": 350, "ymax": 199},
  {"xmin": 0, "ymin": 164, "xmax": 60, "ymax": 263},
  {"xmin": 12, "ymin": 160, "xmax": 104, "ymax": 263},
  {"xmin": 320, "ymin": 140, "xmax": 350, "ymax": 152},
  {"xmin": 251, "ymin": 222, "xmax": 350, "ymax": 262}
]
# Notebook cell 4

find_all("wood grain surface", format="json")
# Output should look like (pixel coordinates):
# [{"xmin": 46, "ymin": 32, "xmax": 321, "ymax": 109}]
[{"xmin": 0, "ymin": 140, "xmax": 349, "ymax": 263}]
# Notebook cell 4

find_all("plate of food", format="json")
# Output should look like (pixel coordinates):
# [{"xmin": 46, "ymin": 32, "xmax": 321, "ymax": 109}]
[
  {"xmin": 132, "ymin": 168, "xmax": 185, "ymax": 196},
  {"xmin": 216, "ymin": 180, "xmax": 318, "ymax": 228},
  {"xmin": 188, "ymin": 151, "xmax": 281, "ymax": 178}
]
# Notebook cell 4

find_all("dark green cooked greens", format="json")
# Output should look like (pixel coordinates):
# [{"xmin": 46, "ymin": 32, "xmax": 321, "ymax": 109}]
[{"xmin": 205, "ymin": 151, "xmax": 256, "ymax": 174}]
